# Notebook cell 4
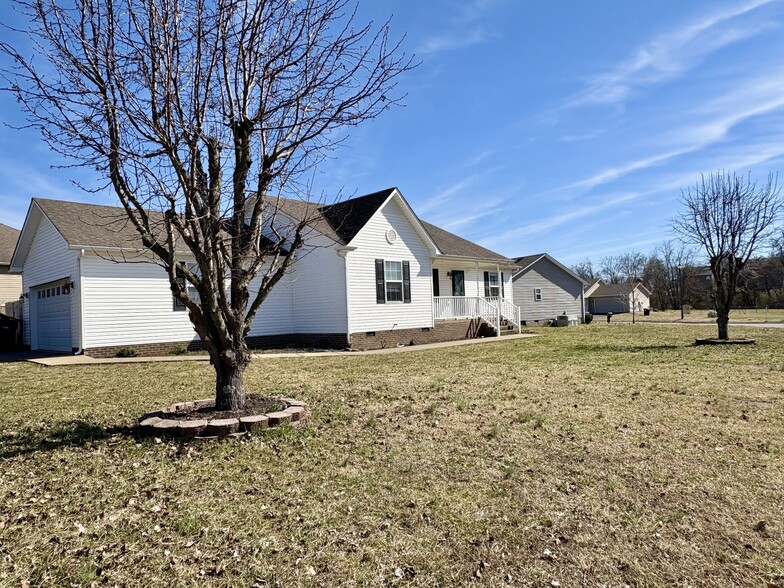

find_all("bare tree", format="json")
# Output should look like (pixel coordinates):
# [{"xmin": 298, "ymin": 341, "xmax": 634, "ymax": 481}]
[
  {"xmin": 617, "ymin": 251, "xmax": 647, "ymax": 281},
  {"xmin": 599, "ymin": 255, "xmax": 624, "ymax": 284},
  {"xmin": 571, "ymin": 258, "xmax": 597, "ymax": 282},
  {"xmin": 643, "ymin": 240, "xmax": 695, "ymax": 311},
  {"xmin": 672, "ymin": 171, "xmax": 782, "ymax": 340},
  {"xmin": 1, "ymin": 0, "xmax": 413, "ymax": 409}
]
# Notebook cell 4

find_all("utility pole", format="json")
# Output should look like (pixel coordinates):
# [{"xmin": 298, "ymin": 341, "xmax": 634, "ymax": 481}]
[{"xmin": 678, "ymin": 266, "xmax": 684, "ymax": 320}]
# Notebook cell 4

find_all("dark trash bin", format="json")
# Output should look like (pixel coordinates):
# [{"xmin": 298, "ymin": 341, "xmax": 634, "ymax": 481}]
[
  {"xmin": 0, "ymin": 313, "xmax": 21, "ymax": 350},
  {"xmin": 643, "ymin": 308, "xmax": 651, "ymax": 316}
]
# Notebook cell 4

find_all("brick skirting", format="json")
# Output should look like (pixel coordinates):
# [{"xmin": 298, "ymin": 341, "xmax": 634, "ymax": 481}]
[
  {"xmin": 83, "ymin": 320, "xmax": 494, "ymax": 358},
  {"xmin": 349, "ymin": 318, "xmax": 491, "ymax": 351},
  {"xmin": 84, "ymin": 332, "xmax": 349, "ymax": 358}
]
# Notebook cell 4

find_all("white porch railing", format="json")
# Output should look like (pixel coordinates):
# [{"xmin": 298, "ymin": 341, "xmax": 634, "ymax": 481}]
[{"xmin": 433, "ymin": 296, "xmax": 521, "ymax": 336}]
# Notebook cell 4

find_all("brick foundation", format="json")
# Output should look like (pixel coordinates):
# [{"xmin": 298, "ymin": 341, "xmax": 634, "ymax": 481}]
[
  {"xmin": 84, "ymin": 332, "xmax": 349, "ymax": 358},
  {"xmin": 83, "ymin": 319, "xmax": 501, "ymax": 358},
  {"xmin": 349, "ymin": 318, "xmax": 491, "ymax": 351}
]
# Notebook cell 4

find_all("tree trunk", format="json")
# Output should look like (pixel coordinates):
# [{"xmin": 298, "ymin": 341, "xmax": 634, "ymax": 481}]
[
  {"xmin": 716, "ymin": 313, "xmax": 730, "ymax": 340},
  {"xmin": 213, "ymin": 346, "xmax": 251, "ymax": 410}
]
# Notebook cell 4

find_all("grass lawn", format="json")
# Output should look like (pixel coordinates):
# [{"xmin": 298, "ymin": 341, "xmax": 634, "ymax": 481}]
[
  {"xmin": 1, "ymin": 324, "xmax": 783, "ymax": 587},
  {"xmin": 628, "ymin": 308, "xmax": 784, "ymax": 324}
]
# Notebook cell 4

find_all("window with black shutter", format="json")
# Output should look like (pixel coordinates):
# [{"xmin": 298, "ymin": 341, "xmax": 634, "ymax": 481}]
[{"xmin": 375, "ymin": 259, "xmax": 412, "ymax": 303}]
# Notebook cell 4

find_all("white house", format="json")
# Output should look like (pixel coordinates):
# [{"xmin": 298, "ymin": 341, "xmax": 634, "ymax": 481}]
[
  {"xmin": 511, "ymin": 253, "xmax": 586, "ymax": 324},
  {"xmin": 10, "ymin": 188, "xmax": 521, "ymax": 356},
  {"xmin": 584, "ymin": 280, "xmax": 652, "ymax": 315},
  {"xmin": 0, "ymin": 223, "xmax": 22, "ymax": 310}
]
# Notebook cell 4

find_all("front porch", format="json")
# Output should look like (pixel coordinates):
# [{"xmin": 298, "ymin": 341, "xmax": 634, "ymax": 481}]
[
  {"xmin": 430, "ymin": 259, "xmax": 521, "ymax": 336},
  {"xmin": 432, "ymin": 295, "xmax": 521, "ymax": 336}
]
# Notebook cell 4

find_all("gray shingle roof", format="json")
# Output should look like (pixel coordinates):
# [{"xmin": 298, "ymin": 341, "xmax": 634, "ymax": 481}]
[
  {"xmin": 0, "ymin": 223, "xmax": 20, "ymax": 264},
  {"xmin": 422, "ymin": 221, "xmax": 510, "ymax": 262},
  {"xmin": 512, "ymin": 254, "xmax": 545, "ymax": 270},
  {"xmin": 34, "ymin": 198, "xmax": 153, "ymax": 249},
  {"xmin": 30, "ymin": 190, "xmax": 513, "ymax": 264},
  {"xmin": 589, "ymin": 281, "xmax": 651, "ymax": 297},
  {"xmin": 320, "ymin": 188, "xmax": 396, "ymax": 244}
]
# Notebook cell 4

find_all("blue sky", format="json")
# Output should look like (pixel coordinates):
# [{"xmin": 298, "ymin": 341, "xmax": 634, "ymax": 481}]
[{"xmin": 1, "ymin": 0, "xmax": 783, "ymax": 264}]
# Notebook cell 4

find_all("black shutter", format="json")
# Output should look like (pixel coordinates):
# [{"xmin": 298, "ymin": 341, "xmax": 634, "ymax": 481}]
[
  {"xmin": 432, "ymin": 268, "xmax": 440, "ymax": 297},
  {"xmin": 403, "ymin": 261, "xmax": 411, "ymax": 303},
  {"xmin": 501, "ymin": 272, "xmax": 505, "ymax": 298},
  {"xmin": 483, "ymin": 271, "xmax": 490, "ymax": 297},
  {"xmin": 375, "ymin": 259, "xmax": 385, "ymax": 304}
]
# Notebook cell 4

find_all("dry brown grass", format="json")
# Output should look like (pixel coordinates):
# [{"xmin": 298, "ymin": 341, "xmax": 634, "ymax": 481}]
[{"xmin": 1, "ymin": 324, "xmax": 782, "ymax": 587}]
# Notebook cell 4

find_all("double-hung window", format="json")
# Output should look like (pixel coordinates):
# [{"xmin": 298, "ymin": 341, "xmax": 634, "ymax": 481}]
[
  {"xmin": 173, "ymin": 263, "xmax": 200, "ymax": 311},
  {"xmin": 483, "ymin": 271, "xmax": 501, "ymax": 298},
  {"xmin": 375, "ymin": 259, "xmax": 411, "ymax": 304},
  {"xmin": 385, "ymin": 261, "xmax": 404, "ymax": 302},
  {"xmin": 534, "ymin": 287, "xmax": 542, "ymax": 302}
]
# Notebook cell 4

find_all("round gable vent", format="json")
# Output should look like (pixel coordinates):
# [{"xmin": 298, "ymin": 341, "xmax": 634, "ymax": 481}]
[{"xmin": 385, "ymin": 229, "xmax": 397, "ymax": 244}]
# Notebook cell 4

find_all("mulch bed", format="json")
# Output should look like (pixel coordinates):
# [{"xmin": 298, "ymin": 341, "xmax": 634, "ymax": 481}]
[
  {"xmin": 694, "ymin": 338, "xmax": 755, "ymax": 345},
  {"xmin": 166, "ymin": 395, "xmax": 285, "ymax": 421}
]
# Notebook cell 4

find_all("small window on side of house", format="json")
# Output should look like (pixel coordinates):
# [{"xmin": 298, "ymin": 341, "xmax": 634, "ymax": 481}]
[
  {"xmin": 384, "ymin": 260, "xmax": 404, "ymax": 302},
  {"xmin": 534, "ymin": 287, "xmax": 542, "ymax": 302}
]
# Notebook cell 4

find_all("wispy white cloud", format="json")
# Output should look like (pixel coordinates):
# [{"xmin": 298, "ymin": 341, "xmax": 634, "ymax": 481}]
[
  {"xmin": 416, "ymin": 0, "xmax": 501, "ymax": 55},
  {"xmin": 419, "ymin": 29, "xmax": 493, "ymax": 55},
  {"xmin": 548, "ymin": 71, "xmax": 784, "ymax": 195},
  {"xmin": 564, "ymin": 0, "xmax": 777, "ymax": 109}
]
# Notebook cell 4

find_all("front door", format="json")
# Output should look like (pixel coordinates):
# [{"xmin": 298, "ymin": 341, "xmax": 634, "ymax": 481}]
[{"xmin": 451, "ymin": 270, "xmax": 465, "ymax": 296}]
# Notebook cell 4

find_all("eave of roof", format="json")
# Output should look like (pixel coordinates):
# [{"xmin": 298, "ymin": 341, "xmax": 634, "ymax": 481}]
[{"xmin": 512, "ymin": 253, "xmax": 587, "ymax": 284}]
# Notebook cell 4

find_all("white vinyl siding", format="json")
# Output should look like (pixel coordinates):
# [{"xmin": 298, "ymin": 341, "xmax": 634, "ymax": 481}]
[
  {"xmin": 21, "ymin": 216, "xmax": 79, "ymax": 348},
  {"xmin": 81, "ymin": 255, "xmax": 200, "ymax": 348},
  {"xmin": 347, "ymin": 197, "xmax": 432, "ymax": 333},
  {"xmin": 290, "ymin": 233, "xmax": 347, "ymax": 334},
  {"xmin": 513, "ymin": 258, "xmax": 583, "ymax": 322},
  {"xmin": 80, "ymin": 254, "xmax": 305, "ymax": 347},
  {"xmin": 245, "ymin": 270, "xmax": 296, "ymax": 337}
]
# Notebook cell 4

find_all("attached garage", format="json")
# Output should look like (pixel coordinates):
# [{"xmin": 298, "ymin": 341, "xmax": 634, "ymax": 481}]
[{"xmin": 33, "ymin": 280, "xmax": 72, "ymax": 352}]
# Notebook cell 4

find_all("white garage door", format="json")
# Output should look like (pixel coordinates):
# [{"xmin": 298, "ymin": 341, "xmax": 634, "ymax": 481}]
[{"xmin": 35, "ymin": 281, "xmax": 72, "ymax": 352}]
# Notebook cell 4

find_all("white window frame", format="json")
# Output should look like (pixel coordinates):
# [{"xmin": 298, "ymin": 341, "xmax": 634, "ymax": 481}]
[
  {"xmin": 488, "ymin": 272, "xmax": 500, "ymax": 298},
  {"xmin": 534, "ymin": 287, "xmax": 542, "ymax": 302},
  {"xmin": 384, "ymin": 260, "xmax": 404, "ymax": 303},
  {"xmin": 174, "ymin": 263, "xmax": 200, "ymax": 311}
]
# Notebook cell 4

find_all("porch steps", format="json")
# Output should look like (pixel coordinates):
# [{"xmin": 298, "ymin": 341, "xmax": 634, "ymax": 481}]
[{"xmin": 497, "ymin": 318, "xmax": 518, "ymax": 336}]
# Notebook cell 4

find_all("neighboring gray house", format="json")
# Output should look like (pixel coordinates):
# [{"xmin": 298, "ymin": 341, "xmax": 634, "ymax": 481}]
[
  {"xmin": 512, "ymin": 253, "xmax": 586, "ymax": 324},
  {"xmin": 585, "ymin": 280, "xmax": 652, "ymax": 314},
  {"xmin": 0, "ymin": 223, "xmax": 22, "ymax": 307}
]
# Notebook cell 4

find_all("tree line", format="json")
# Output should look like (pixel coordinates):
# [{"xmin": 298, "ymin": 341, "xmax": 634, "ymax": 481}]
[{"xmin": 572, "ymin": 229, "xmax": 784, "ymax": 311}]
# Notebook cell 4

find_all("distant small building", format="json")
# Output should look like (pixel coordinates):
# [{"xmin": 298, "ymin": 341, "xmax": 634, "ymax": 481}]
[
  {"xmin": 585, "ymin": 280, "xmax": 651, "ymax": 314},
  {"xmin": 511, "ymin": 253, "xmax": 586, "ymax": 323}
]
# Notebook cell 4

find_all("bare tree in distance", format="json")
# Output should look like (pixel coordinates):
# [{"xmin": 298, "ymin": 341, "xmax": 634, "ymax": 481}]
[
  {"xmin": 617, "ymin": 251, "xmax": 648, "ymax": 282},
  {"xmin": 571, "ymin": 258, "xmax": 598, "ymax": 282},
  {"xmin": 1, "ymin": 0, "xmax": 414, "ymax": 409},
  {"xmin": 672, "ymin": 171, "xmax": 782, "ymax": 340},
  {"xmin": 599, "ymin": 255, "xmax": 625, "ymax": 284},
  {"xmin": 643, "ymin": 240, "xmax": 695, "ymax": 311}
]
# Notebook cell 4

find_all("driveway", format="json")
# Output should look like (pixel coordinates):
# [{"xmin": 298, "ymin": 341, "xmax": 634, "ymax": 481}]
[{"xmin": 0, "ymin": 350, "xmax": 67, "ymax": 363}]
